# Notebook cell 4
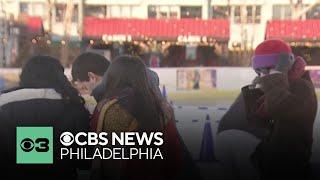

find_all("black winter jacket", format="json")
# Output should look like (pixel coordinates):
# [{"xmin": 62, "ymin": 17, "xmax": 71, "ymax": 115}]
[{"xmin": 0, "ymin": 88, "xmax": 91, "ymax": 180}]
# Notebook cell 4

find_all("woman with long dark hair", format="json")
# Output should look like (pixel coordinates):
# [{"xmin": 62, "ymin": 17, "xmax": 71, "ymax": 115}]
[
  {"xmin": 105, "ymin": 56, "xmax": 165, "ymax": 130},
  {"xmin": 0, "ymin": 55, "xmax": 90, "ymax": 179},
  {"xmin": 91, "ymin": 55, "xmax": 182, "ymax": 180}
]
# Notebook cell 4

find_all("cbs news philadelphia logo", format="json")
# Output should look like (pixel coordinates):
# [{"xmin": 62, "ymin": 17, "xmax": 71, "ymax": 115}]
[{"xmin": 16, "ymin": 127, "xmax": 53, "ymax": 164}]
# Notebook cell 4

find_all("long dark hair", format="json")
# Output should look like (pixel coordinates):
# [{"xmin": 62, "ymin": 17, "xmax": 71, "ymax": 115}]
[
  {"xmin": 104, "ymin": 55, "xmax": 165, "ymax": 131},
  {"xmin": 20, "ymin": 55, "xmax": 84, "ymax": 105}
]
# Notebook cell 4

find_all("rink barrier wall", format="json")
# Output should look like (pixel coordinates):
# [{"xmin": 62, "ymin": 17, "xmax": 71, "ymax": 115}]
[{"xmin": 1, "ymin": 67, "xmax": 320, "ymax": 92}]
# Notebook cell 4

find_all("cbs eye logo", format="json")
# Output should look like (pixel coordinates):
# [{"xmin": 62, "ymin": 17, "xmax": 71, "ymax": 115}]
[
  {"xmin": 60, "ymin": 132, "xmax": 74, "ymax": 146},
  {"xmin": 20, "ymin": 138, "xmax": 50, "ymax": 152}
]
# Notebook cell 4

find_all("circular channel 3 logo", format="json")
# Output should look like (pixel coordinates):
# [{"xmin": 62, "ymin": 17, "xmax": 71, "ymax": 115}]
[
  {"xmin": 60, "ymin": 132, "xmax": 74, "ymax": 146},
  {"xmin": 20, "ymin": 138, "xmax": 50, "ymax": 152},
  {"xmin": 16, "ymin": 127, "xmax": 53, "ymax": 164}
]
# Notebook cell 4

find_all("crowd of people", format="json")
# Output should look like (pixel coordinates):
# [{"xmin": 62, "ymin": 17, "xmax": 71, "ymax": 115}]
[{"xmin": 0, "ymin": 39, "xmax": 318, "ymax": 180}]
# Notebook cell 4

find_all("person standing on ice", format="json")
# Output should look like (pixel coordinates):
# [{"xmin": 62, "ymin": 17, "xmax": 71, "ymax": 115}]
[{"xmin": 216, "ymin": 39, "xmax": 317, "ymax": 180}]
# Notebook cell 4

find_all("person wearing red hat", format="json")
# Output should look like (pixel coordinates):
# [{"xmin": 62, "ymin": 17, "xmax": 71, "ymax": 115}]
[
  {"xmin": 216, "ymin": 39, "xmax": 317, "ymax": 180},
  {"xmin": 246, "ymin": 39, "xmax": 317, "ymax": 179}
]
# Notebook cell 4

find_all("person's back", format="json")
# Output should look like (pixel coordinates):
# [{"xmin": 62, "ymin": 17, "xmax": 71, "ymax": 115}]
[{"xmin": 0, "ymin": 56, "xmax": 90, "ymax": 180}]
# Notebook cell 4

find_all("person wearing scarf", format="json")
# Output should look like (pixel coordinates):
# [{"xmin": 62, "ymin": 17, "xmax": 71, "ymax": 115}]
[
  {"xmin": 216, "ymin": 39, "xmax": 317, "ymax": 180},
  {"xmin": 248, "ymin": 39, "xmax": 317, "ymax": 179}
]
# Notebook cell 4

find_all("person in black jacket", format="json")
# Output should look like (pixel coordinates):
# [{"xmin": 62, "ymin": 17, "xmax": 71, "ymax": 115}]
[{"xmin": 0, "ymin": 55, "xmax": 91, "ymax": 180}]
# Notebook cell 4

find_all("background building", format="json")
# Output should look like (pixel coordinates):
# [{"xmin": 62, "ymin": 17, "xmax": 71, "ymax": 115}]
[{"xmin": 1, "ymin": 0, "xmax": 320, "ymax": 67}]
